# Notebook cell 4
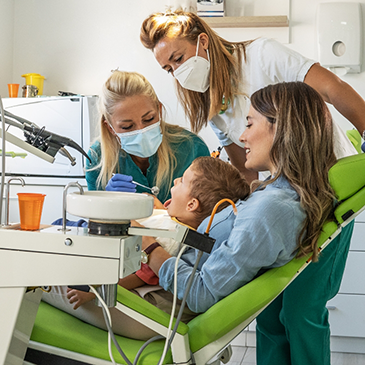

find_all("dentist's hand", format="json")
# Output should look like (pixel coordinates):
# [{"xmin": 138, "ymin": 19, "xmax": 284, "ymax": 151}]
[{"xmin": 106, "ymin": 174, "xmax": 136, "ymax": 193}]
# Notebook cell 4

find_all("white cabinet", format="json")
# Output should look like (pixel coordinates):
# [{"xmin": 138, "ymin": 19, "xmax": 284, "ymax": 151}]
[
  {"xmin": 327, "ymin": 294, "xmax": 365, "ymax": 338},
  {"xmin": 327, "ymin": 217, "xmax": 365, "ymax": 353}
]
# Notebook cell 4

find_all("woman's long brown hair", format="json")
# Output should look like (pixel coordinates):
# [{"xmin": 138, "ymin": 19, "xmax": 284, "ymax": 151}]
[{"xmin": 251, "ymin": 82, "xmax": 337, "ymax": 261}]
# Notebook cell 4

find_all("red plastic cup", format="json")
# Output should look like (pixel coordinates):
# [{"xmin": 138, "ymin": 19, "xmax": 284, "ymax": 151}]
[
  {"xmin": 8, "ymin": 83, "xmax": 20, "ymax": 98},
  {"xmin": 17, "ymin": 193, "xmax": 46, "ymax": 230}
]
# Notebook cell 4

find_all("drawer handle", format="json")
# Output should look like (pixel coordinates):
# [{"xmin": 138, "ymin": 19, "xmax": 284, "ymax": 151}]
[{"xmin": 326, "ymin": 305, "xmax": 337, "ymax": 310}]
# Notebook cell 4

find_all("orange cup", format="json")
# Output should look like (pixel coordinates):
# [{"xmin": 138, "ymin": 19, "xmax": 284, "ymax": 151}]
[
  {"xmin": 8, "ymin": 83, "xmax": 20, "ymax": 98},
  {"xmin": 17, "ymin": 193, "xmax": 46, "ymax": 230}
]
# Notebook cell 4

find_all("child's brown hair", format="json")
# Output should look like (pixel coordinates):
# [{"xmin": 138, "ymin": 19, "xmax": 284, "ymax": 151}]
[{"xmin": 189, "ymin": 156, "xmax": 250, "ymax": 224}]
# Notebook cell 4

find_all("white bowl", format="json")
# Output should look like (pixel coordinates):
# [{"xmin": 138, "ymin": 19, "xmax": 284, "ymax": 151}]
[{"xmin": 66, "ymin": 191, "xmax": 154, "ymax": 222}]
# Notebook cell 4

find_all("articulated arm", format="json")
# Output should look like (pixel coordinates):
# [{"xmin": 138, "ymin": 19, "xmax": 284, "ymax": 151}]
[{"xmin": 1, "ymin": 109, "xmax": 91, "ymax": 165}]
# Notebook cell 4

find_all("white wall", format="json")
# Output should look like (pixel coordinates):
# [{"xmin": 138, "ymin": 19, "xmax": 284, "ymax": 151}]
[
  {"xmin": 2, "ymin": 0, "xmax": 365, "ymax": 149},
  {"xmin": 0, "ymin": 0, "xmax": 14, "ymax": 98}
]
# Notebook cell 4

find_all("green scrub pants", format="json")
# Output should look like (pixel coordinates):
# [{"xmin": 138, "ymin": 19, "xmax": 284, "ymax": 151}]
[{"xmin": 256, "ymin": 221, "xmax": 354, "ymax": 365}]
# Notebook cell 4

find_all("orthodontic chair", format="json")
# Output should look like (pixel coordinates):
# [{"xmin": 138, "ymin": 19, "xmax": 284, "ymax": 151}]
[{"xmin": 26, "ymin": 153, "xmax": 365, "ymax": 365}]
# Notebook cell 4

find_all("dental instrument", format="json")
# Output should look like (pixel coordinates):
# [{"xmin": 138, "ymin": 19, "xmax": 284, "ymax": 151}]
[
  {"xmin": 132, "ymin": 180, "xmax": 160, "ymax": 196},
  {"xmin": 111, "ymin": 173, "xmax": 160, "ymax": 195}
]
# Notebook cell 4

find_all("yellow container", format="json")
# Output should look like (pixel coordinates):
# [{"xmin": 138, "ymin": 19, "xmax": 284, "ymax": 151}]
[{"xmin": 21, "ymin": 73, "xmax": 46, "ymax": 95}]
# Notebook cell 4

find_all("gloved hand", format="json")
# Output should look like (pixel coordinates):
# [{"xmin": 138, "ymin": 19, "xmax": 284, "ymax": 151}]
[{"xmin": 105, "ymin": 174, "xmax": 136, "ymax": 193}]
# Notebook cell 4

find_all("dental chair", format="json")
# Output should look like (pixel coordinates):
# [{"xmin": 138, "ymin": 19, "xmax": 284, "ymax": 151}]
[{"xmin": 26, "ymin": 153, "xmax": 365, "ymax": 365}]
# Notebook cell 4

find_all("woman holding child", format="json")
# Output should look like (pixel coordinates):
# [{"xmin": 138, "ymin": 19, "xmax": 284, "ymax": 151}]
[
  {"xmin": 44, "ymin": 80, "xmax": 342, "ymax": 356},
  {"xmin": 139, "ymin": 11, "xmax": 362, "ymax": 364}
]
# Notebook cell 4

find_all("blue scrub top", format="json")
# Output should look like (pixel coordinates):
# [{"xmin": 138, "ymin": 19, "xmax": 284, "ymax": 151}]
[{"xmin": 85, "ymin": 126, "xmax": 210, "ymax": 202}]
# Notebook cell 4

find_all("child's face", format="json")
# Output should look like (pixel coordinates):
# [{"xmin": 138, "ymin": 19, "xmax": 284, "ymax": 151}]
[{"xmin": 164, "ymin": 165, "xmax": 196, "ymax": 221}]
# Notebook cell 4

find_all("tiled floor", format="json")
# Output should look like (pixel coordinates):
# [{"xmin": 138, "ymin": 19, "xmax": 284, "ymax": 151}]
[{"xmin": 226, "ymin": 346, "xmax": 365, "ymax": 365}]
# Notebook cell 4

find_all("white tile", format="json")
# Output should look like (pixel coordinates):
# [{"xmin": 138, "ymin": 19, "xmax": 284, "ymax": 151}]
[
  {"xmin": 241, "ymin": 347, "xmax": 256, "ymax": 364},
  {"xmin": 228, "ymin": 346, "xmax": 247, "ymax": 362},
  {"xmin": 331, "ymin": 352, "xmax": 365, "ymax": 365},
  {"xmin": 231, "ymin": 332, "xmax": 247, "ymax": 347}
]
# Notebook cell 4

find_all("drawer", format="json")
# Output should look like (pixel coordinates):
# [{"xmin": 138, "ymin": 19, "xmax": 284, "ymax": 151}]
[
  {"xmin": 327, "ymin": 294, "xmax": 365, "ymax": 337},
  {"xmin": 350, "ymin": 223, "xmax": 365, "ymax": 251},
  {"xmin": 339, "ymin": 252, "xmax": 365, "ymax": 294}
]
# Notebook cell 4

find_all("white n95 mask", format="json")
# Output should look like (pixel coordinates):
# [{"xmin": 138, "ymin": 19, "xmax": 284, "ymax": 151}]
[
  {"xmin": 174, "ymin": 35, "xmax": 210, "ymax": 93},
  {"xmin": 113, "ymin": 121, "xmax": 163, "ymax": 158}
]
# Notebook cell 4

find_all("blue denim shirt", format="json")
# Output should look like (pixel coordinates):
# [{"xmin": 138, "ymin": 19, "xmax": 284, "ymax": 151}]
[{"xmin": 158, "ymin": 176, "xmax": 305, "ymax": 313}]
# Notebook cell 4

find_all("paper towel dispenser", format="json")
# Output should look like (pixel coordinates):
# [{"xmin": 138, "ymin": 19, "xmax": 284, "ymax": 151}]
[{"xmin": 317, "ymin": 2, "xmax": 362, "ymax": 74}]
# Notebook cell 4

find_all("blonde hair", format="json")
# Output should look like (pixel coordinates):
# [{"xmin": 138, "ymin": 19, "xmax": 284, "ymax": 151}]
[
  {"xmin": 189, "ymin": 156, "xmax": 250, "ymax": 224},
  {"xmin": 89, "ymin": 71, "xmax": 189, "ymax": 200},
  {"xmin": 140, "ymin": 10, "xmax": 252, "ymax": 133},
  {"xmin": 250, "ymin": 82, "xmax": 337, "ymax": 261}
]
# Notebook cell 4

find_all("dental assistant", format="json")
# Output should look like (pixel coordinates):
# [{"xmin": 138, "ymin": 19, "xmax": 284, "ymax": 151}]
[
  {"xmin": 140, "ymin": 10, "xmax": 364, "ymax": 182},
  {"xmin": 85, "ymin": 70, "xmax": 209, "ymax": 203}
]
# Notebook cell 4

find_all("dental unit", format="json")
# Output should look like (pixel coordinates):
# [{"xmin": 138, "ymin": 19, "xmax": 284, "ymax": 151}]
[{"xmin": 0, "ymin": 96, "xmax": 216, "ymax": 364}]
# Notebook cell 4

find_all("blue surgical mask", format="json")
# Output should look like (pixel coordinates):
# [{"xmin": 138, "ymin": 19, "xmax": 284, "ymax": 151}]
[{"xmin": 111, "ymin": 121, "xmax": 163, "ymax": 158}]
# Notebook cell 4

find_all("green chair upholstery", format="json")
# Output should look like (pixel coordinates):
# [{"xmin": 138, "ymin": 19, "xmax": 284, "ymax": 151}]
[
  {"xmin": 29, "ymin": 154, "xmax": 365, "ymax": 365},
  {"xmin": 346, "ymin": 129, "xmax": 362, "ymax": 154},
  {"xmin": 30, "ymin": 301, "xmax": 173, "ymax": 364},
  {"xmin": 329, "ymin": 154, "xmax": 365, "ymax": 223}
]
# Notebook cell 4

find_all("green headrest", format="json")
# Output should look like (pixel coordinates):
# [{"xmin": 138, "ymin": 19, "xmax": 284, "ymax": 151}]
[
  {"xmin": 329, "ymin": 153, "xmax": 365, "ymax": 200},
  {"xmin": 346, "ymin": 129, "xmax": 362, "ymax": 154}
]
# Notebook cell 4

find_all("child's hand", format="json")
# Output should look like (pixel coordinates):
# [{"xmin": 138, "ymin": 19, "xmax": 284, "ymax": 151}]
[{"xmin": 66, "ymin": 288, "xmax": 96, "ymax": 310}]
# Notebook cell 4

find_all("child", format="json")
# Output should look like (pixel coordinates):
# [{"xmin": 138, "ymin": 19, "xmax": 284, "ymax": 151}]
[
  {"xmin": 122, "ymin": 155, "xmax": 251, "ymax": 289},
  {"xmin": 65, "ymin": 156, "xmax": 250, "ymax": 309}
]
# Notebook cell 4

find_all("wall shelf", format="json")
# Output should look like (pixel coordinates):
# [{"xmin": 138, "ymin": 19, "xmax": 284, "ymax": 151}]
[{"xmin": 202, "ymin": 15, "xmax": 289, "ymax": 28}]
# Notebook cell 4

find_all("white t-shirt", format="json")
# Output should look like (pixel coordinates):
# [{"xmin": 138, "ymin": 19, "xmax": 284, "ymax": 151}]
[{"xmin": 209, "ymin": 37, "xmax": 357, "ymax": 159}]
